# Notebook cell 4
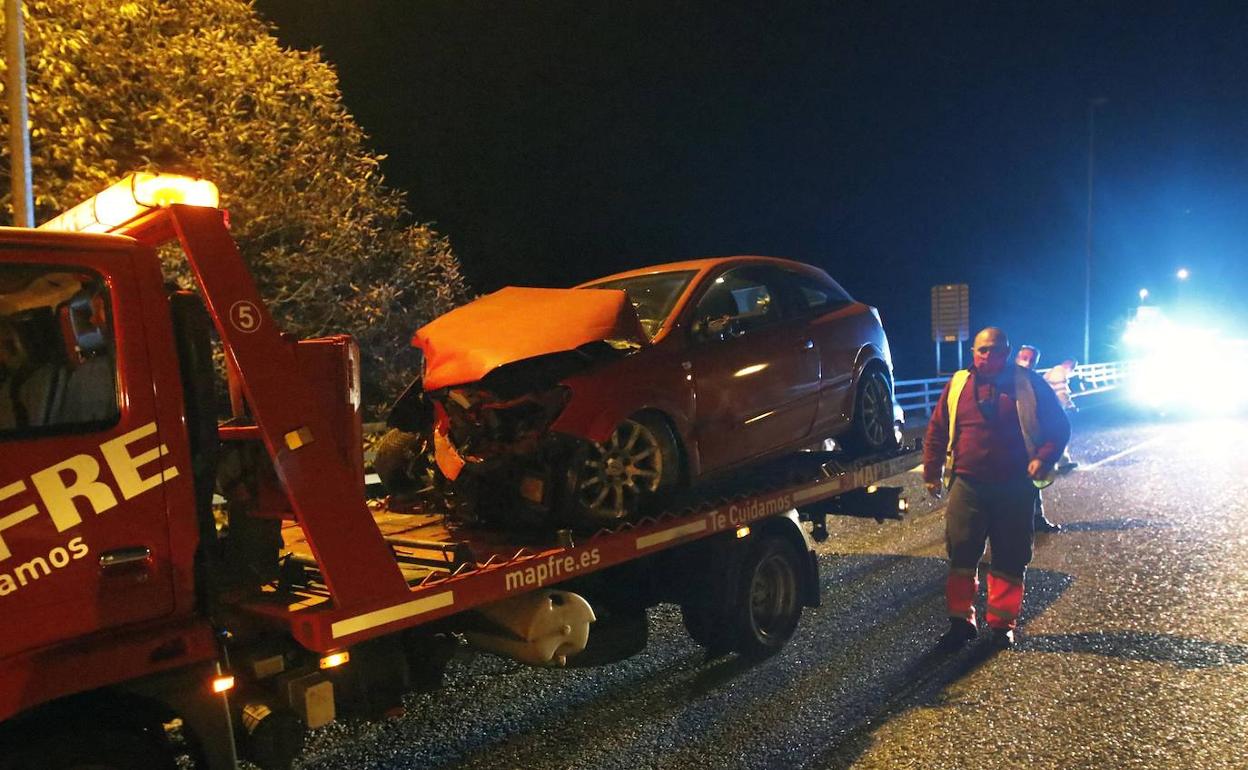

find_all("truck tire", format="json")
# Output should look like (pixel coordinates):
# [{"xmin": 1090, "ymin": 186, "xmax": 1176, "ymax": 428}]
[
  {"xmin": 0, "ymin": 728, "xmax": 177, "ymax": 770},
  {"xmin": 570, "ymin": 413, "xmax": 680, "ymax": 525},
  {"xmin": 729, "ymin": 535, "xmax": 804, "ymax": 659},
  {"xmin": 842, "ymin": 368, "xmax": 899, "ymax": 457},
  {"xmin": 374, "ymin": 428, "xmax": 435, "ymax": 499}
]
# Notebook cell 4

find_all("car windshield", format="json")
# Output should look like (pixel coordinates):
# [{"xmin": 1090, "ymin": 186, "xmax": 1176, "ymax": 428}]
[{"xmin": 581, "ymin": 270, "xmax": 696, "ymax": 339}]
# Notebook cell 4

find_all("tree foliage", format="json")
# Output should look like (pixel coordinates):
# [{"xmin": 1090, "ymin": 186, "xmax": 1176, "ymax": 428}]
[{"xmin": 0, "ymin": 0, "xmax": 468, "ymax": 414}]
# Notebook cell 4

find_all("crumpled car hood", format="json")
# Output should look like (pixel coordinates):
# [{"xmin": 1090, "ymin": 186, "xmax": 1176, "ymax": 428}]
[{"xmin": 414, "ymin": 286, "xmax": 648, "ymax": 391}]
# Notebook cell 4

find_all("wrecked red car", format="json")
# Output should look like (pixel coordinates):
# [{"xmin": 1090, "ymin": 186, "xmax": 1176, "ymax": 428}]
[{"xmin": 379, "ymin": 256, "xmax": 902, "ymax": 528}]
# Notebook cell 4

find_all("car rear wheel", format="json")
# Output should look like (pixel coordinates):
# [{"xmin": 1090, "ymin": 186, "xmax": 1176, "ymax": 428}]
[
  {"xmin": 843, "ymin": 368, "xmax": 899, "ymax": 457},
  {"xmin": 572, "ymin": 413, "xmax": 679, "ymax": 525}
]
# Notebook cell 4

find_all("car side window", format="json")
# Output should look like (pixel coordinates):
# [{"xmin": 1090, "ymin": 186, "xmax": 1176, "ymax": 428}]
[
  {"xmin": 0, "ymin": 265, "xmax": 120, "ymax": 440},
  {"xmin": 693, "ymin": 267, "xmax": 782, "ymax": 337},
  {"xmin": 784, "ymin": 270, "xmax": 852, "ymax": 314}
]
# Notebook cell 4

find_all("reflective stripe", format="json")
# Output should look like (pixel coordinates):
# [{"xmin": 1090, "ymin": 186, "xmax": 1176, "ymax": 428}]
[
  {"xmin": 944, "ymin": 371, "xmax": 971, "ymax": 486},
  {"xmin": 986, "ymin": 571, "xmax": 1024, "ymax": 629},
  {"xmin": 332, "ymin": 591, "xmax": 455, "ymax": 639},
  {"xmin": 636, "ymin": 520, "xmax": 707, "ymax": 550},
  {"xmin": 946, "ymin": 572, "xmax": 978, "ymax": 623}
]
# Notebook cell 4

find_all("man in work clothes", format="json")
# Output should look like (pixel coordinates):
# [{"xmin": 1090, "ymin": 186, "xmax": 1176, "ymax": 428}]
[
  {"xmin": 1044, "ymin": 358, "xmax": 1081, "ymax": 473},
  {"xmin": 1014, "ymin": 345, "xmax": 1062, "ymax": 533},
  {"xmin": 924, "ymin": 327, "xmax": 1071, "ymax": 649}
]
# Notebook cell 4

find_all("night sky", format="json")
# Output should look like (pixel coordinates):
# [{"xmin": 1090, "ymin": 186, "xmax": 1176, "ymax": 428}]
[{"xmin": 255, "ymin": 1, "xmax": 1248, "ymax": 378}]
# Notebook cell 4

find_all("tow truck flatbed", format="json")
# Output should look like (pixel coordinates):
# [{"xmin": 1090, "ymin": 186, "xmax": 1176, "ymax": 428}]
[{"xmin": 249, "ymin": 445, "xmax": 921, "ymax": 652}]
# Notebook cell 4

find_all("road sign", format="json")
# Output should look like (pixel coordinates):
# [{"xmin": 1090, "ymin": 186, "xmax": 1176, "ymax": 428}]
[{"xmin": 931, "ymin": 284, "xmax": 970, "ymax": 342}]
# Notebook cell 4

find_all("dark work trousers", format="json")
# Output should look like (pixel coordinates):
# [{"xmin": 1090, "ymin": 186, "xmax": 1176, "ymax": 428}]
[{"xmin": 944, "ymin": 475, "xmax": 1037, "ymax": 629}]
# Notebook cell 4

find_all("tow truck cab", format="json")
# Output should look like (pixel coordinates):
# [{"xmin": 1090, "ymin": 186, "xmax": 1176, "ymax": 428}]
[{"xmin": 0, "ymin": 175, "xmax": 385, "ymax": 769}]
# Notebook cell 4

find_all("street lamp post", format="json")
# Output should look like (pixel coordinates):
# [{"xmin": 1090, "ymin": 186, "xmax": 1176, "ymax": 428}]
[
  {"xmin": 1083, "ymin": 97, "xmax": 1107, "ymax": 365},
  {"xmin": 5, "ymin": 0, "xmax": 33, "ymax": 227}
]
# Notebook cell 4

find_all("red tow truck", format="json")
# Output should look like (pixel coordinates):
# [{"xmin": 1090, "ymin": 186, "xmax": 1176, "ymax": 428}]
[{"xmin": 0, "ymin": 174, "xmax": 918, "ymax": 770}]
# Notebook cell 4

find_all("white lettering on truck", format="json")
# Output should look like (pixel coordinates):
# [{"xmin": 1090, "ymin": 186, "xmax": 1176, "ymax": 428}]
[
  {"xmin": 0, "ymin": 537, "xmax": 90, "ymax": 596},
  {"xmin": 504, "ymin": 548, "xmax": 602, "ymax": 592},
  {"xmin": 0, "ymin": 422, "xmax": 177, "ymax": 563}
]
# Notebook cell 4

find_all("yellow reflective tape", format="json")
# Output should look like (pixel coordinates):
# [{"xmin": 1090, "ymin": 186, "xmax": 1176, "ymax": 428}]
[{"xmin": 284, "ymin": 427, "xmax": 314, "ymax": 451}]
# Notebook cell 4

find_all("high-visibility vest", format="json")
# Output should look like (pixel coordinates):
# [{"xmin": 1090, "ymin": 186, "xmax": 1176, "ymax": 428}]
[{"xmin": 944, "ymin": 366, "xmax": 1054, "ymax": 489}]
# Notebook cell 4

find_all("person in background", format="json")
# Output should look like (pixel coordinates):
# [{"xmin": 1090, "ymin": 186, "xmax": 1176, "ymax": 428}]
[
  {"xmin": 924, "ymin": 327, "xmax": 1070, "ymax": 650},
  {"xmin": 0, "ymin": 317, "xmax": 61, "ymax": 430},
  {"xmin": 1044, "ymin": 358, "xmax": 1081, "ymax": 473},
  {"xmin": 1015, "ymin": 345, "xmax": 1062, "ymax": 533}
]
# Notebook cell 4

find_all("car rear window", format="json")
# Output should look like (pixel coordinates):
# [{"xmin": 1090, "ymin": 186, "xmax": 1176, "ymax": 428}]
[{"xmin": 786, "ymin": 271, "xmax": 852, "ymax": 312}]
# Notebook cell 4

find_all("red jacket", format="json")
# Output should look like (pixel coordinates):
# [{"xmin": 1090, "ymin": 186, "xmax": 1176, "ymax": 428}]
[{"xmin": 923, "ymin": 365, "xmax": 1070, "ymax": 485}]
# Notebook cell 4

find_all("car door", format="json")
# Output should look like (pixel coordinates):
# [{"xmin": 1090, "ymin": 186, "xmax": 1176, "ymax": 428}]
[
  {"xmin": 779, "ymin": 269, "xmax": 862, "ymax": 433},
  {"xmin": 0, "ymin": 253, "xmax": 176, "ymax": 658},
  {"xmin": 683, "ymin": 265, "xmax": 820, "ymax": 472}
]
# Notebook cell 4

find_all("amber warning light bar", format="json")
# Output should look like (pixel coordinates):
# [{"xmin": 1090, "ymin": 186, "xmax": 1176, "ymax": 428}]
[{"xmin": 38, "ymin": 172, "xmax": 220, "ymax": 234}]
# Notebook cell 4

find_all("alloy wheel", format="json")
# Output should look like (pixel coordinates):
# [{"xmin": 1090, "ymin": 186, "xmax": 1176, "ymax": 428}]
[
  {"xmin": 860, "ymin": 374, "xmax": 892, "ymax": 448},
  {"xmin": 577, "ymin": 418, "xmax": 665, "ymax": 520}
]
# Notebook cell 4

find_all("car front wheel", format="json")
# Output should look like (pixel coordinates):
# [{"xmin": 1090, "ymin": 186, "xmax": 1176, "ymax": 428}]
[{"xmin": 571, "ymin": 413, "xmax": 679, "ymax": 526}]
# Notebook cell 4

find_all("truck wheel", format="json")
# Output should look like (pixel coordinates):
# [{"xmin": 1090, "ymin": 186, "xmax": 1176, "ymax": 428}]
[
  {"xmin": 572, "ymin": 413, "xmax": 679, "ymax": 525},
  {"xmin": 842, "ymin": 368, "xmax": 898, "ymax": 457},
  {"xmin": 1, "ymin": 729, "xmax": 177, "ymax": 770},
  {"xmin": 374, "ymin": 428, "xmax": 436, "ymax": 499},
  {"xmin": 730, "ymin": 536, "xmax": 804, "ymax": 659}
]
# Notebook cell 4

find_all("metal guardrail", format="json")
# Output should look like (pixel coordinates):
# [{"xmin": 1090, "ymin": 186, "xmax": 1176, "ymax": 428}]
[{"xmin": 895, "ymin": 361, "xmax": 1129, "ymax": 417}]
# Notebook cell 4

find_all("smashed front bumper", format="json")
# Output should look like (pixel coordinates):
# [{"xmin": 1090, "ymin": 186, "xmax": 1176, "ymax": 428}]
[{"xmin": 418, "ymin": 383, "xmax": 593, "ymax": 527}]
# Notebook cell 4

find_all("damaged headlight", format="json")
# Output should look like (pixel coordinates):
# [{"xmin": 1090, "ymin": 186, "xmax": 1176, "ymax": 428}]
[{"xmin": 437, "ymin": 385, "xmax": 573, "ymax": 460}]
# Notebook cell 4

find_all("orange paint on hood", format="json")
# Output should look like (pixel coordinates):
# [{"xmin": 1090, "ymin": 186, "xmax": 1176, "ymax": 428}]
[{"xmin": 414, "ymin": 287, "xmax": 647, "ymax": 391}]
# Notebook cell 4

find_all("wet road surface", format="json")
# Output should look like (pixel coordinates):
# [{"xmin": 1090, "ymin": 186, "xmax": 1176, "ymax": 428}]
[{"xmin": 294, "ymin": 403, "xmax": 1248, "ymax": 770}]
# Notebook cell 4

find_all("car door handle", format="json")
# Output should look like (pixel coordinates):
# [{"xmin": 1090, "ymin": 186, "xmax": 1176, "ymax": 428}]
[
  {"xmin": 802, "ymin": 339, "xmax": 815, "ymax": 350},
  {"xmin": 100, "ymin": 546, "xmax": 152, "ymax": 570}
]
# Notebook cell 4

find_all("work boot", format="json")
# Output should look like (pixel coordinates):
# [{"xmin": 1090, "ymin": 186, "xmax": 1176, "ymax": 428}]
[
  {"xmin": 989, "ymin": 627, "xmax": 1017, "ymax": 649},
  {"xmin": 936, "ymin": 618, "xmax": 978, "ymax": 651},
  {"xmin": 1034, "ymin": 514, "xmax": 1062, "ymax": 533}
]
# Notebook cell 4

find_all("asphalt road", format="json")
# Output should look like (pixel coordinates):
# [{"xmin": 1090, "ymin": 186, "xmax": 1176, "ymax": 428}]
[{"xmin": 294, "ymin": 403, "xmax": 1248, "ymax": 770}]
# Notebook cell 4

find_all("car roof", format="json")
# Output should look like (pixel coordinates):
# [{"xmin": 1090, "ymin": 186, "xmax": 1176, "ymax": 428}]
[{"xmin": 579, "ymin": 255, "xmax": 826, "ymax": 286}]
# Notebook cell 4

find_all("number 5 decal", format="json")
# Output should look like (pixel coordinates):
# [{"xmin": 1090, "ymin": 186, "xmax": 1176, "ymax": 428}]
[{"xmin": 229, "ymin": 300, "xmax": 262, "ymax": 333}]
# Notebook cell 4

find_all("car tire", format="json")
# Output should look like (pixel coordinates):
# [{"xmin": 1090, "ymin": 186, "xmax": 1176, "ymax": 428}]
[
  {"xmin": 570, "ymin": 412, "xmax": 680, "ymax": 526},
  {"xmin": 842, "ymin": 367, "xmax": 899, "ymax": 457},
  {"xmin": 374, "ymin": 428, "xmax": 436, "ymax": 499},
  {"xmin": 729, "ymin": 535, "xmax": 804, "ymax": 659}
]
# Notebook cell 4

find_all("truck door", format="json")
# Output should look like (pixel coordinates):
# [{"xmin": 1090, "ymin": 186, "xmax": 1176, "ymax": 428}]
[{"xmin": 0, "ymin": 251, "xmax": 176, "ymax": 657}]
